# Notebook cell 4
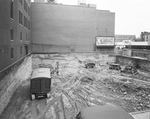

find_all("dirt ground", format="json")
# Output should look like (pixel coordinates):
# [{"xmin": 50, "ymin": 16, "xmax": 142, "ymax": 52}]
[{"xmin": 1, "ymin": 53, "xmax": 150, "ymax": 119}]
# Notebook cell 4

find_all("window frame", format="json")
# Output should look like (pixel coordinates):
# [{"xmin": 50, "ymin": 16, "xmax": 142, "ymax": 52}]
[
  {"xmin": 10, "ymin": 48, "xmax": 14, "ymax": 59},
  {"xmin": 10, "ymin": 0, "xmax": 14, "ymax": 19},
  {"xmin": 10, "ymin": 28, "xmax": 14, "ymax": 41}
]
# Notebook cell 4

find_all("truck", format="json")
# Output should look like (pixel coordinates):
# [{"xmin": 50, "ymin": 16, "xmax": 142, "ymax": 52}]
[{"xmin": 30, "ymin": 68, "xmax": 51, "ymax": 100}]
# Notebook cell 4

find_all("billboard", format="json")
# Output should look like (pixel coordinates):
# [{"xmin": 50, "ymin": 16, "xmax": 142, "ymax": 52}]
[
  {"xmin": 123, "ymin": 40, "xmax": 131, "ymax": 45},
  {"xmin": 96, "ymin": 37, "xmax": 115, "ymax": 46}
]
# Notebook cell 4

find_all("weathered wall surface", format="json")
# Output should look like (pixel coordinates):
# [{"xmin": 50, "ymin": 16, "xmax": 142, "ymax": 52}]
[
  {"xmin": 116, "ymin": 56, "xmax": 150, "ymax": 71},
  {"xmin": 138, "ymin": 60, "xmax": 150, "ymax": 72},
  {"xmin": 116, "ymin": 56, "xmax": 135, "ymax": 66},
  {"xmin": 0, "ymin": 56, "xmax": 32, "ymax": 115},
  {"xmin": 96, "ymin": 10, "xmax": 115, "ymax": 37},
  {"xmin": 31, "ymin": 3, "xmax": 97, "ymax": 52}
]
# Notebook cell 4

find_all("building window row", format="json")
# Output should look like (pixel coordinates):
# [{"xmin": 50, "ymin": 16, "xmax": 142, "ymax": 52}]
[
  {"xmin": 20, "ymin": 31, "xmax": 30, "ymax": 42},
  {"xmin": 10, "ymin": 29, "xmax": 30, "ymax": 42},
  {"xmin": 24, "ymin": 0, "xmax": 28, "ymax": 12},
  {"xmin": 19, "ymin": 0, "xmax": 30, "ymax": 16},
  {"xmin": 19, "ymin": 11, "xmax": 30, "ymax": 30},
  {"xmin": 10, "ymin": 46, "xmax": 24, "ymax": 60}
]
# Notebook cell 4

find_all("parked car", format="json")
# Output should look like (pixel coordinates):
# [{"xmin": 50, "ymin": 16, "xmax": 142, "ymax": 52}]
[
  {"xmin": 76, "ymin": 104, "xmax": 134, "ymax": 119},
  {"xmin": 85, "ymin": 62, "xmax": 95, "ymax": 68},
  {"xmin": 120, "ymin": 65, "xmax": 137, "ymax": 74},
  {"xmin": 109, "ymin": 63, "xmax": 121, "ymax": 70},
  {"xmin": 30, "ymin": 68, "xmax": 51, "ymax": 100}
]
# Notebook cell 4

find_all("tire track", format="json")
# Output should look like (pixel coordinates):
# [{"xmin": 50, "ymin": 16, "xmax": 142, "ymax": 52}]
[{"xmin": 61, "ymin": 90, "xmax": 78, "ymax": 118}]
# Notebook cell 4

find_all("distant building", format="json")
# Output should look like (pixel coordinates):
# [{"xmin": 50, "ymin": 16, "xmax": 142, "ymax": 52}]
[
  {"xmin": 0, "ymin": 0, "xmax": 31, "ymax": 71},
  {"xmin": 34, "ymin": 0, "xmax": 45, "ymax": 3},
  {"xmin": 0, "ymin": 0, "xmax": 115, "ymax": 71},
  {"xmin": 148, "ymin": 34, "xmax": 150, "ymax": 45},
  {"xmin": 78, "ymin": 0, "xmax": 86, "ymax": 5},
  {"xmin": 31, "ymin": 3, "xmax": 115, "ymax": 52},
  {"xmin": 140, "ymin": 31, "xmax": 150, "ymax": 41},
  {"xmin": 115, "ymin": 35, "xmax": 136, "ymax": 43}
]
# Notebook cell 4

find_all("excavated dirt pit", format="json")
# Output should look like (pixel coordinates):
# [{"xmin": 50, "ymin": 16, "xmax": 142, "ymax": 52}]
[{"xmin": 1, "ymin": 53, "xmax": 150, "ymax": 119}]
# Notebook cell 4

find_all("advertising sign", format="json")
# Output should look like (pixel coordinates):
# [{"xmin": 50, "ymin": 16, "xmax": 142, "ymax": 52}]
[
  {"xmin": 96, "ymin": 37, "xmax": 115, "ymax": 46},
  {"xmin": 123, "ymin": 40, "xmax": 131, "ymax": 45}
]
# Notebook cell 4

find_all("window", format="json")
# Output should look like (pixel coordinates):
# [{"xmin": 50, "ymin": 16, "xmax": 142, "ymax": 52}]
[
  {"xmin": 28, "ymin": 20, "xmax": 30, "ymax": 30},
  {"xmin": 24, "ymin": 0, "xmax": 27, "ymax": 12},
  {"xmin": 28, "ymin": 6, "xmax": 30, "ymax": 16},
  {"xmin": 10, "ymin": 28, "xmax": 14, "ymax": 41},
  {"xmin": 20, "ymin": 46, "xmax": 22, "ymax": 54},
  {"xmin": 10, "ymin": 48, "xmax": 14, "ymax": 59},
  {"xmin": 20, "ymin": 32, "xmax": 22, "ymax": 41},
  {"xmin": 24, "ymin": 16, "xmax": 28, "ymax": 28},
  {"xmin": 19, "ymin": 11, "xmax": 23, "ymax": 25},
  {"xmin": 19, "ymin": 0, "xmax": 23, "ymax": 5},
  {"xmin": 26, "ymin": 34, "xmax": 28, "ymax": 41},
  {"xmin": 10, "ymin": 0, "xmax": 13, "ymax": 19}
]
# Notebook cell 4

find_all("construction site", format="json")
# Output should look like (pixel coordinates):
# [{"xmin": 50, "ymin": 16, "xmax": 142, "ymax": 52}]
[
  {"xmin": 0, "ymin": 53, "xmax": 150, "ymax": 119},
  {"xmin": 1, "ymin": 0, "xmax": 150, "ymax": 119}
]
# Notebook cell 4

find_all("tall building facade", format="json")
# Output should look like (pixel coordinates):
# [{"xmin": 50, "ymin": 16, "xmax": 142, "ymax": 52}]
[
  {"xmin": 140, "ymin": 32, "xmax": 150, "ymax": 41},
  {"xmin": 0, "ymin": 1, "xmax": 115, "ymax": 71},
  {"xmin": 0, "ymin": 0, "xmax": 31, "ymax": 71},
  {"xmin": 31, "ymin": 3, "xmax": 115, "ymax": 53}
]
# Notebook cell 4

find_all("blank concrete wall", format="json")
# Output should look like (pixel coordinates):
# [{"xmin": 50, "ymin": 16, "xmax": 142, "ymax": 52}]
[
  {"xmin": 31, "ymin": 3, "xmax": 97, "ymax": 52},
  {"xmin": 97, "ymin": 10, "xmax": 115, "ymax": 37}
]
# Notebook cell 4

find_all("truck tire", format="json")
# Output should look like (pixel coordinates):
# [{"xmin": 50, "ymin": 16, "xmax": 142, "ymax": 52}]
[{"xmin": 31, "ymin": 94, "xmax": 35, "ymax": 100}]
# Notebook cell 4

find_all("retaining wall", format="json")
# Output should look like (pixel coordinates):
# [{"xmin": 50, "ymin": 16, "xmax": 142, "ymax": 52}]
[
  {"xmin": 0, "ymin": 56, "xmax": 32, "ymax": 115},
  {"xmin": 116, "ymin": 55, "xmax": 150, "ymax": 71}
]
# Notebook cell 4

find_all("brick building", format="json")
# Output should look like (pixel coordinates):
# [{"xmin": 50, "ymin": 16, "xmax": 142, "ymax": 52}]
[
  {"xmin": 31, "ymin": 2, "xmax": 115, "ymax": 52},
  {"xmin": 0, "ymin": 0, "xmax": 115, "ymax": 71},
  {"xmin": 0, "ymin": 0, "xmax": 31, "ymax": 71}
]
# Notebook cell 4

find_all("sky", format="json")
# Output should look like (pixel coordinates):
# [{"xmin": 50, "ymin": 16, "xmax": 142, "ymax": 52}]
[{"xmin": 32, "ymin": 0, "xmax": 150, "ymax": 38}]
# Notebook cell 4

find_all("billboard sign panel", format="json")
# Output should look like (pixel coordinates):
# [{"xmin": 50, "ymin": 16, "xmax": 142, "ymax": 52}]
[
  {"xmin": 123, "ymin": 40, "xmax": 131, "ymax": 45},
  {"xmin": 96, "ymin": 37, "xmax": 115, "ymax": 46}
]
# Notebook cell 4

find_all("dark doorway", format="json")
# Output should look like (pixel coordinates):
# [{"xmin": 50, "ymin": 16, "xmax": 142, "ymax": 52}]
[{"xmin": 24, "ymin": 45, "xmax": 28, "ymax": 55}]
